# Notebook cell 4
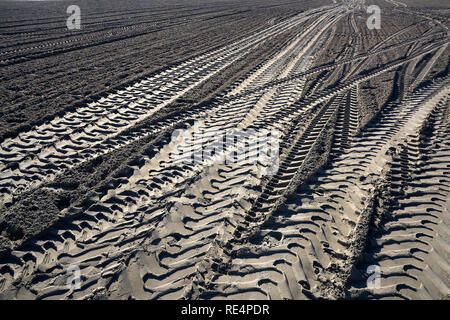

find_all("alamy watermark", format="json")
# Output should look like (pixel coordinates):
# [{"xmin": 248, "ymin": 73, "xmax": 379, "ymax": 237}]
[
  {"xmin": 66, "ymin": 265, "xmax": 81, "ymax": 290},
  {"xmin": 366, "ymin": 5, "xmax": 381, "ymax": 30},
  {"xmin": 67, "ymin": 5, "xmax": 81, "ymax": 30},
  {"xmin": 366, "ymin": 265, "xmax": 381, "ymax": 289},
  {"xmin": 169, "ymin": 121, "xmax": 280, "ymax": 176}
]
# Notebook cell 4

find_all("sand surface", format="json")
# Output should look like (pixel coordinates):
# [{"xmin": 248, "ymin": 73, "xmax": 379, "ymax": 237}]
[{"xmin": 0, "ymin": 0, "xmax": 449, "ymax": 300}]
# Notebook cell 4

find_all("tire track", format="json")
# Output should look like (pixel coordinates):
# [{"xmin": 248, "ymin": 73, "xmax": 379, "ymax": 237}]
[
  {"xmin": 0, "ymin": 8, "xmax": 333, "ymax": 205},
  {"xmin": 331, "ymin": 86, "xmax": 359, "ymax": 156},
  {"xmin": 194, "ymin": 78, "xmax": 450, "ymax": 300},
  {"xmin": 1, "ymin": 1, "xmax": 448, "ymax": 301},
  {"xmin": 0, "ymin": 6, "xmax": 345, "ymax": 299},
  {"xmin": 347, "ymin": 95, "xmax": 450, "ymax": 300}
]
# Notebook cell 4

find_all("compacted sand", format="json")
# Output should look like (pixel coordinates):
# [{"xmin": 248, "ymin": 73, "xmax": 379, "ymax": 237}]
[{"xmin": 0, "ymin": 0, "xmax": 449, "ymax": 300}]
